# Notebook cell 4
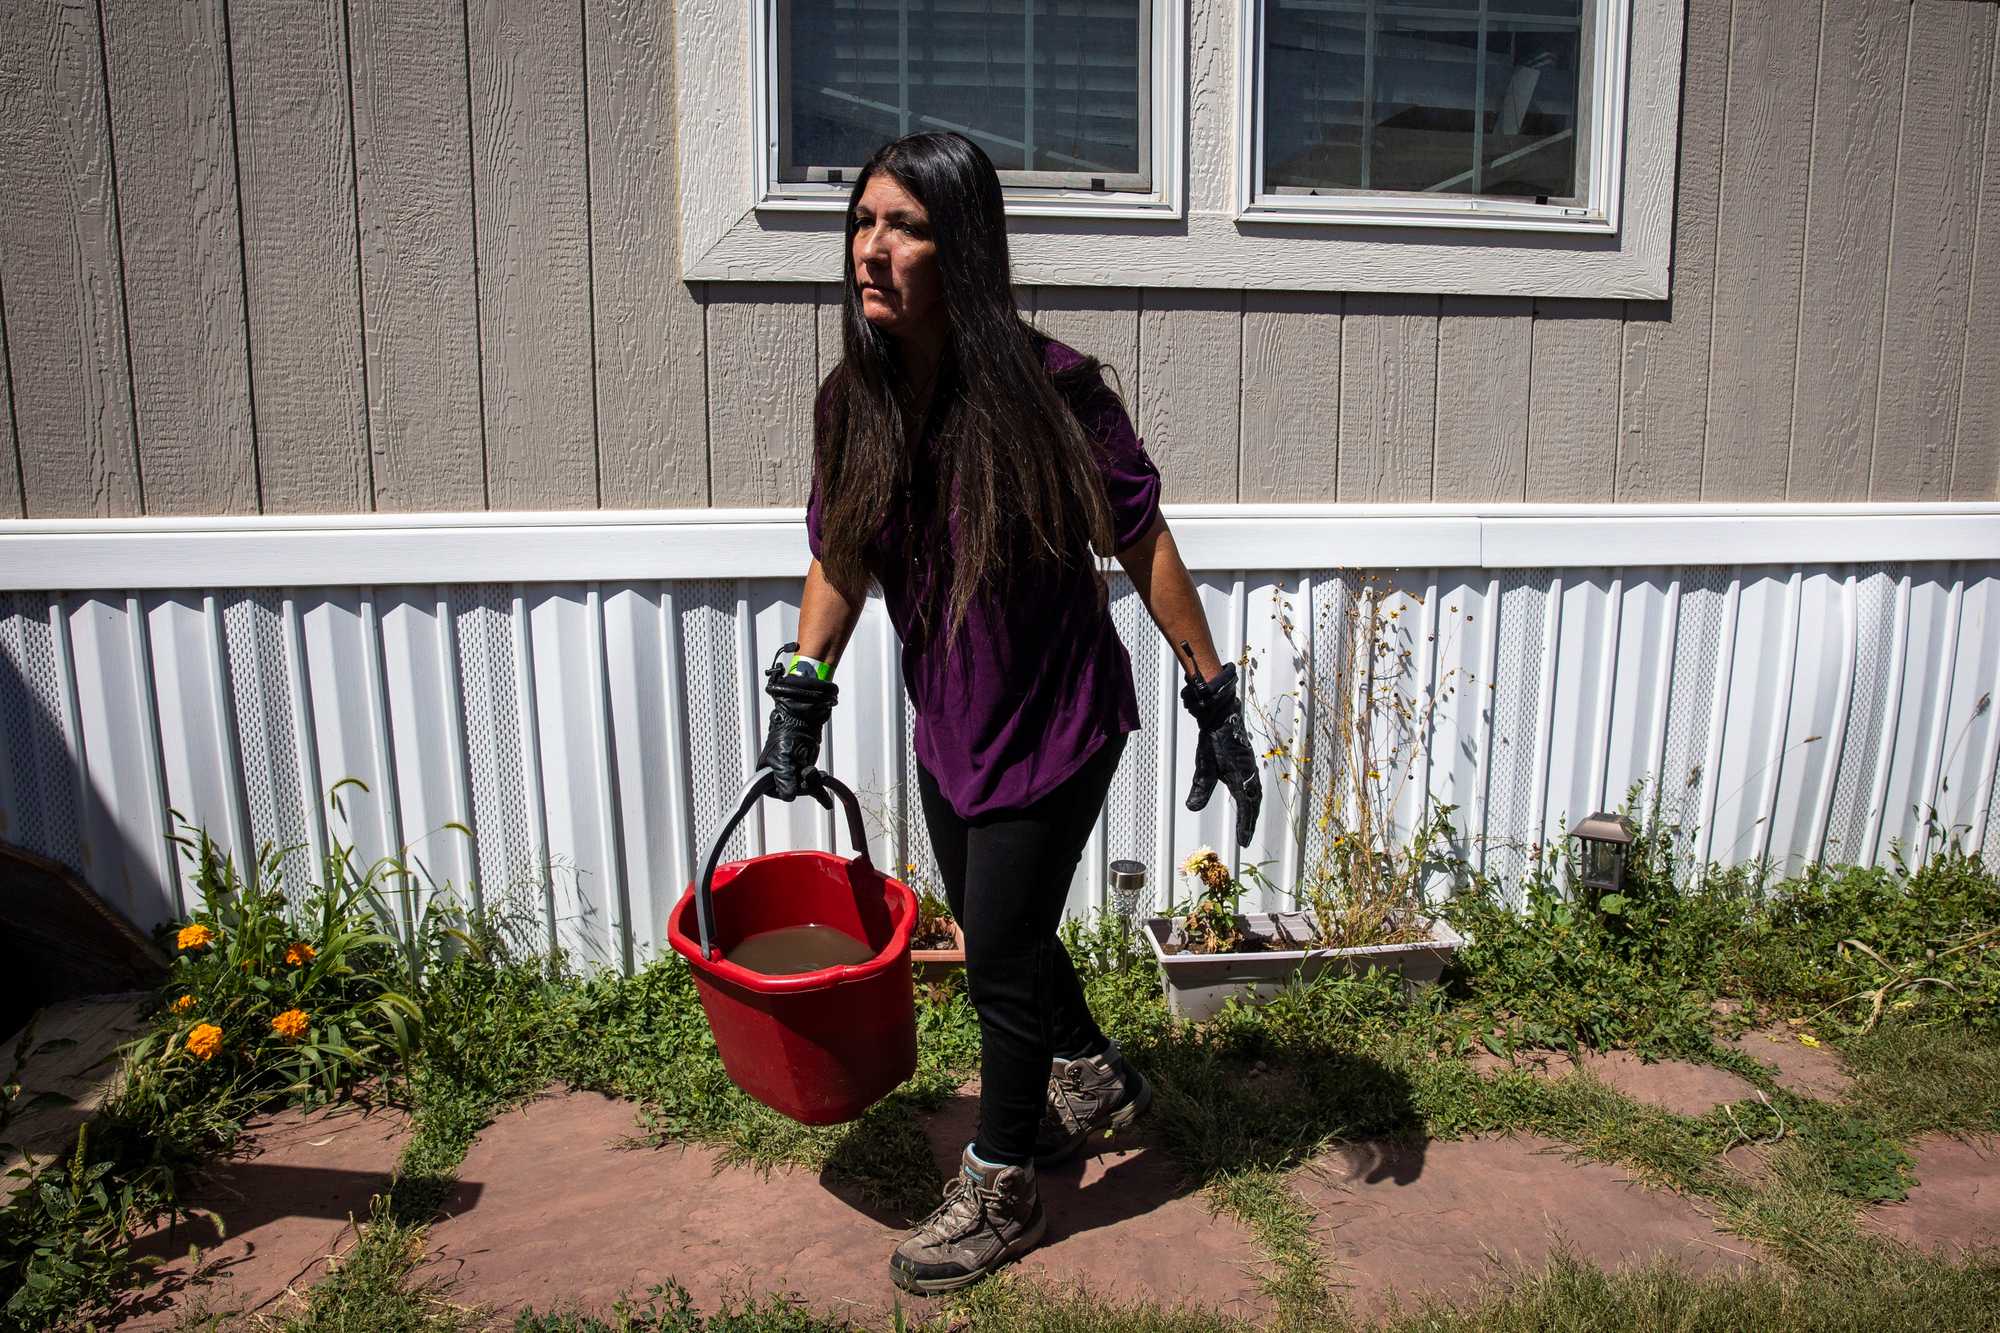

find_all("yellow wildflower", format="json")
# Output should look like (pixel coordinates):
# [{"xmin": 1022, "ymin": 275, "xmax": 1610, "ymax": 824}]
[
  {"xmin": 172, "ymin": 994, "xmax": 195, "ymax": 1013},
  {"xmin": 1366, "ymin": 769, "xmax": 1382, "ymax": 781},
  {"xmin": 186, "ymin": 1023, "xmax": 223, "ymax": 1061},
  {"xmin": 177, "ymin": 923, "xmax": 216, "ymax": 951},
  {"xmin": 271, "ymin": 1009, "xmax": 309, "ymax": 1042},
  {"xmin": 1181, "ymin": 846, "xmax": 1217, "ymax": 876},
  {"xmin": 1798, "ymin": 1034, "xmax": 1821, "ymax": 1049},
  {"xmin": 283, "ymin": 941, "xmax": 317, "ymax": 967}
]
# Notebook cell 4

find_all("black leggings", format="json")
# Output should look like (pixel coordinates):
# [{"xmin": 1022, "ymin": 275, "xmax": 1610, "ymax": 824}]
[{"xmin": 915, "ymin": 732, "xmax": 1124, "ymax": 1166}]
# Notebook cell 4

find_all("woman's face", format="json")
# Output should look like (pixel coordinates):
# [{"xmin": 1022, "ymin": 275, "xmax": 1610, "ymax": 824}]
[{"xmin": 851, "ymin": 173, "xmax": 944, "ymax": 343}]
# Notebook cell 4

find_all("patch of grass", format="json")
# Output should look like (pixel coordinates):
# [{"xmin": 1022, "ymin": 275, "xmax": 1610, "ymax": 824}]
[
  {"xmin": 1842, "ymin": 1018, "xmax": 2000, "ymax": 1138},
  {"xmin": 1205, "ymin": 1169, "xmax": 1333, "ymax": 1330},
  {"xmin": 261, "ymin": 1210, "xmax": 470, "ymax": 1333}
]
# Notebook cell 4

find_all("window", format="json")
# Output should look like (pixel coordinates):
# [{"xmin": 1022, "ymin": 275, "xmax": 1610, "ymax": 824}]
[
  {"xmin": 756, "ymin": 1, "xmax": 1183, "ymax": 216},
  {"xmin": 680, "ymin": 0, "xmax": 1680, "ymax": 296},
  {"xmin": 1240, "ymin": 0, "xmax": 1630, "ymax": 231}
]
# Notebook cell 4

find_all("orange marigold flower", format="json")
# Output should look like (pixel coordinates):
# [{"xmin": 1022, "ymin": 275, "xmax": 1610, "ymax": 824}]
[
  {"xmin": 172, "ymin": 994, "xmax": 195, "ymax": 1013},
  {"xmin": 186, "ymin": 1023, "xmax": 223, "ymax": 1061},
  {"xmin": 283, "ymin": 942, "xmax": 317, "ymax": 967},
  {"xmin": 271, "ymin": 1009, "xmax": 309, "ymax": 1042},
  {"xmin": 177, "ymin": 923, "xmax": 216, "ymax": 951}
]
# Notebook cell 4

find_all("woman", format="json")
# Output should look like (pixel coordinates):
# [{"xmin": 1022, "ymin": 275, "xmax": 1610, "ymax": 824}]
[{"xmin": 758, "ymin": 131, "xmax": 1262, "ymax": 1293}]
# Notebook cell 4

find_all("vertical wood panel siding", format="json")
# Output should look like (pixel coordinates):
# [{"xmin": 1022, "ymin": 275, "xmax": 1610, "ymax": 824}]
[
  {"xmin": 99, "ymin": 0, "xmax": 258, "ymax": 514},
  {"xmin": 587, "ymin": 0, "xmax": 707, "ymax": 509},
  {"xmin": 1240, "ymin": 292, "xmax": 1341, "ymax": 503},
  {"xmin": 1871, "ymin": 3, "xmax": 1996, "ymax": 500},
  {"xmin": 1787, "ymin": 0, "xmax": 1908, "ymax": 502},
  {"xmin": 1526, "ymin": 300, "xmax": 1622, "ymax": 500},
  {"xmin": 347, "ymin": 0, "xmax": 487, "ymax": 512},
  {"xmin": 0, "ymin": 0, "xmax": 141, "ymax": 516},
  {"xmin": 1616, "ymin": 0, "xmax": 1730, "ymax": 502},
  {"xmin": 6, "ymin": 563, "xmax": 1994, "ymax": 952},
  {"xmin": 228, "ymin": 0, "xmax": 371, "ymax": 513},
  {"xmin": 1338, "ymin": 295, "xmax": 1438, "ymax": 502},
  {"xmin": 1434, "ymin": 296, "xmax": 1531, "ymax": 502},
  {"xmin": 1957, "ymin": 37, "xmax": 2000, "ymax": 501},
  {"xmin": 1702, "ymin": 0, "xmax": 1820, "ymax": 500},
  {"xmin": 0, "ymin": 0, "xmax": 1995, "ymax": 515},
  {"xmin": 467, "ymin": 0, "xmax": 596, "ymax": 509}
]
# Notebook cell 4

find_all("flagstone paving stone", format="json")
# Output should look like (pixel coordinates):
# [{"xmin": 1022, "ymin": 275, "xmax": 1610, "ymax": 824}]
[
  {"xmin": 1863, "ymin": 1134, "xmax": 2000, "ymax": 1258},
  {"xmin": 110, "ymin": 1098, "xmax": 411, "ymax": 1329},
  {"xmin": 1718, "ymin": 1024, "xmax": 1852, "ymax": 1100},
  {"xmin": 1, "ymin": 996, "xmax": 149, "ymax": 1192},
  {"xmin": 421, "ymin": 1087, "xmax": 1270, "ymax": 1325},
  {"xmin": 1296, "ymin": 1134, "xmax": 1759, "ymax": 1320},
  {"xmin": 1471, "ymin": 1046, "xmax": 1761, "ymax": 1116}
]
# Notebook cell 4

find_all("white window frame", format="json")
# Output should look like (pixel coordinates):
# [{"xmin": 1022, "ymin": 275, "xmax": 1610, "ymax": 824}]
[
  {"xmin": 676, "ymin": 0, "xmax": 1682, "ymax": 297},
  {"xmin": 755, "ymin": 0, "xmax": 1184, "ymax": 218},
  {"xmin": 1238, "ymin": 0, "xmax": 1631, "ymax": 234}
]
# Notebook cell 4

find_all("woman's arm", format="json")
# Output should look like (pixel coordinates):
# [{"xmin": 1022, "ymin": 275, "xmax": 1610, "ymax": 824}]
[
  {"xmin": 797, "ymin": 559, "xmax": 866, "ymax": 668},
  {"xmin": 1114, "ymin": 513, "xmax": 1225, "ymax": 683}
]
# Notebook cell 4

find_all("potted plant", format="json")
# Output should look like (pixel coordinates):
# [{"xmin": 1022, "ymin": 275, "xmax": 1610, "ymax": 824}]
[
  {"xmin": 908, "ymin": 883, "xmax": 965, "ymax": 981},
  {"xmin": 1143, "ymin": 839, "xmax": 1465, "ymax": 1021},
  {"xmin": 1141, "ymin": 573, "xmax": 1467, "ymax": 1019}
]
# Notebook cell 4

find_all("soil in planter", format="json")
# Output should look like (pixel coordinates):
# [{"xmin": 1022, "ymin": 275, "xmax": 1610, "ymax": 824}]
[
  {"xmin": 1159, "ymin": 911, "xmax": 1432, "ymax": 957},
  {"xmin": 727, "ymin": 924, "xmax": 875, "ymax": 975}
]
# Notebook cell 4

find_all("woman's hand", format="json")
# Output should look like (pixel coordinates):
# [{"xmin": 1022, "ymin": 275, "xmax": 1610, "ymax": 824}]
[
  {"xmin": 1179, "ymin": 661, "xmax": 1263, "ymax": 848},
  {"xmin": 759, "ymin": 643, "xmax": 838, "ymax": 804},
  {"xmin": 1117, "ymin": 517, "xmax": 1263, "ymax": 848}
]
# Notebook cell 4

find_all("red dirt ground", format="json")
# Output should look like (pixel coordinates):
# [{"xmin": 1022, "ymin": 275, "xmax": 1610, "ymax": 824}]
[{"xmin": 109, "ymin": 1098, "xmax": 411, "ymax": 1329}]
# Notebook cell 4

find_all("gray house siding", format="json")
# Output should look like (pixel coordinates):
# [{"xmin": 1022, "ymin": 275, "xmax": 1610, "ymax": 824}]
[{"xmin": 1, "ymin": 0, "xmax": 1995, "ymax": 519}]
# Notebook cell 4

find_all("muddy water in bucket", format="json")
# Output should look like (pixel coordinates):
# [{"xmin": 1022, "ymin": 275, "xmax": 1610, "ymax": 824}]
[{"xmin": 727, "ymin": 923, "xmax": 875, "ymax": 975}]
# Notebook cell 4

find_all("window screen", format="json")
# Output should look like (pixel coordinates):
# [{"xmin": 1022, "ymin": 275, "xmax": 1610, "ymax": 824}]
[
  {"xmin": 1262, "ymin": 0, "xmax": 1591, "ymax": 203},
  {"xmin": 779, "ymin": 0, "xmax": 1153, "ymax": 190}
]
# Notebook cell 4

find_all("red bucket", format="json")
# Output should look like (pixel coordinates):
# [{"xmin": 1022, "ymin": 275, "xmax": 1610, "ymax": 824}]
[{"xmin": 666, "ymin": 768, "xmax": 919, "ymax": 1124}]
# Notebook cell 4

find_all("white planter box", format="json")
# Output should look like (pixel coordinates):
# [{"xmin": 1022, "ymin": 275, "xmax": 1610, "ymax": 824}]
[{"xmin": 1141, "ymin": 912, "xmax": 1466, "ymax": 1021}]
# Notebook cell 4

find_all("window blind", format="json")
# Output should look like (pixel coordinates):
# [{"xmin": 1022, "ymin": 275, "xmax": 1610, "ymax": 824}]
[{"xmin": 780, "ymin": 0, "xmax": 1150, "ymax": 186}]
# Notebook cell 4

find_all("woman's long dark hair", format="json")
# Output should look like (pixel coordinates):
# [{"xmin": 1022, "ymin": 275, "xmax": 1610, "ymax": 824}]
[{"xmin": 812, "ymin": 131, "xmax": 1118, "ymax": 656}]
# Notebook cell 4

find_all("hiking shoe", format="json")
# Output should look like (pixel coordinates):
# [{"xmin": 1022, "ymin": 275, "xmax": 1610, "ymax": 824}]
[
  {"xmin": 1033, "ymin": 1039, "xmax": 1153, "ymax": 1167},
  {"xmin": 889, "ymin": 1144, "xmax": 1046, "ymax": 1294}
]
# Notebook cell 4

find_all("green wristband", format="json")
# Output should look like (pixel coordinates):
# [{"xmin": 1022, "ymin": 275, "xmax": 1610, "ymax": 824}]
[{"xmin": 787, "ymin": 653, "xmax": 834, "ymax": 682}]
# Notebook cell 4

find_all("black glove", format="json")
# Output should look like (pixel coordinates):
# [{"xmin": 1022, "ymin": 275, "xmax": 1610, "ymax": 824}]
[
  {"xmin": 1180, "ymin": 660, "xmax": 1262, "ymax": 849},
  {"xmin": 758, "ymin": 641, "xmax": 837, "ymax": 806}
]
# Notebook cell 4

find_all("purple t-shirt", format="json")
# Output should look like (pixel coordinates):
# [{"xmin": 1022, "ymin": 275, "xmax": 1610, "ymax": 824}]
[{"xmin": 805, "ymin": 336, "xmax": 1164, "ymax": 820}]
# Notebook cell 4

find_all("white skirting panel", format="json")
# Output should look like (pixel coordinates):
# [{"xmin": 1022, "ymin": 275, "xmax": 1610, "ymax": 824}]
[{"xmin": 2, "ymin": 557, "xmax": 1997, "ymax": 971}]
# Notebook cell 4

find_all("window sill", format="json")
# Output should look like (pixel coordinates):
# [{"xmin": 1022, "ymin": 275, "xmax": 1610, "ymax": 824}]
[{"xmin": 1236, "ymin": 199, "xmax": 1613, "ymax": 234}]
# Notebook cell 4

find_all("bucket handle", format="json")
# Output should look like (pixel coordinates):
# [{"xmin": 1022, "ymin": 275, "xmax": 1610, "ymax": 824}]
[{"xmin": 694, "ymin": 766, "xmax": 875, "ymax": 961}]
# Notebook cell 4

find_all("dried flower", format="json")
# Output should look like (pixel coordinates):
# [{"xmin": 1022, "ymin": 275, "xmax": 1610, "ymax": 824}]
[
  {"xmin": 177, "ymin": 923, "xmax": 216, "ymax": 951},
  {"xmin": 186, "ymin": 1023, "xmax": 223, "ymax": 1061},
  {"xmin": 172, "ymin": 994, "xmax": 195, "ymax": 1013},
  {"xmin": 271, "ymin": 1009, "xmax": 309, "ymax": 1042},
  {"xmin": 283, "ymin": 942, "xmax": 317, "ymax": 967},
  {"xmin": 1181, "ymin": 847, "xmax": 1218, "ymax": 876}
]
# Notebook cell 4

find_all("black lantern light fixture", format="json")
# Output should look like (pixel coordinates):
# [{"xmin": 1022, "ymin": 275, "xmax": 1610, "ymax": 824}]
[{"xmin": 1567, "ymin": 812, "xmax": 1636, "ymax": 904}]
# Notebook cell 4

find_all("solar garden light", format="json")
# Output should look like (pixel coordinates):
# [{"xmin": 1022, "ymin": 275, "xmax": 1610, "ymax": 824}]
[
  {"xmin": 1567, "ymin": 812, "xmax": 1637, "ymax": 905},
  {"xmin": 1109, "ymin": 859, "xmax": 1147, "ymax": 935}
]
